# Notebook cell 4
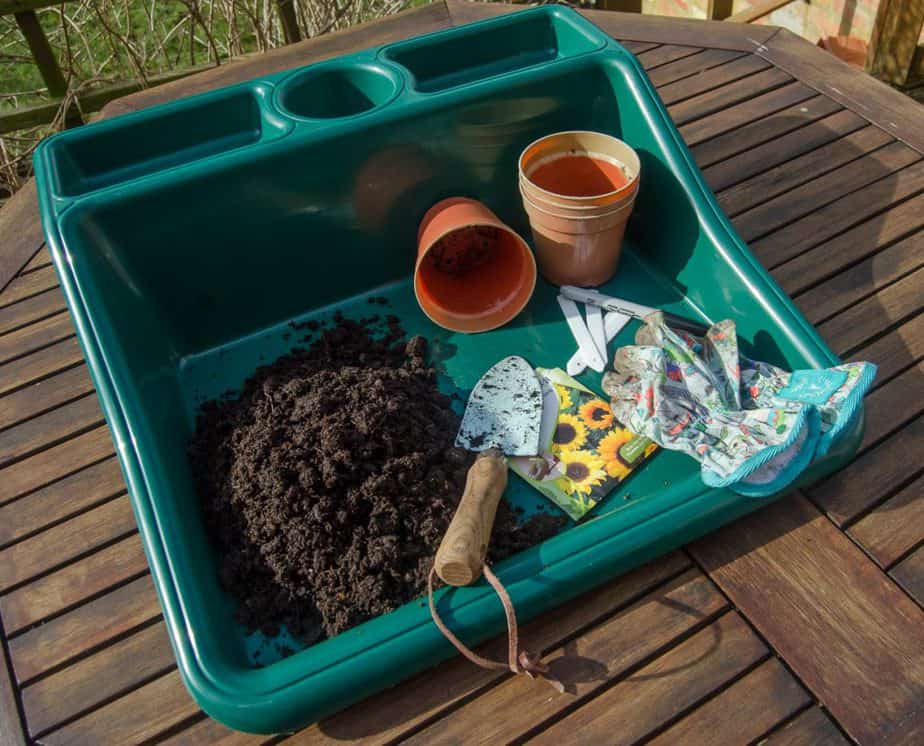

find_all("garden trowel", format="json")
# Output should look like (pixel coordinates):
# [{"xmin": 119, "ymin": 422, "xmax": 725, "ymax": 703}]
[{"xmin": 435, "ymin": 356, "xmax": 543, "ymax": 586}]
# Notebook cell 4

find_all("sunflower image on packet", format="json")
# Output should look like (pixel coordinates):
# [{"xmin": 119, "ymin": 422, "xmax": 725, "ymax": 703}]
[{"xmin": 509, "ymin": 368, "xmax": 657, "ymax": 521}]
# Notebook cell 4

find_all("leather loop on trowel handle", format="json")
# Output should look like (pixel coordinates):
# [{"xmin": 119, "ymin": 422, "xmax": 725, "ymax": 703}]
[{"xmin": 435, "ymin": 449, "xmax": 508, "ymax": 586}]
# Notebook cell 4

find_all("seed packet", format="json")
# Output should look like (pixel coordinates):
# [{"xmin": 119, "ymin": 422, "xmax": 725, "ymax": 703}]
[{"xmin": 509, "ymin": 368, "xmax": 657, "ymax": 521}]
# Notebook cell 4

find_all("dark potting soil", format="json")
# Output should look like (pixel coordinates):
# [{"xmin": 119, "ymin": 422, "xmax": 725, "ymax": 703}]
[{"xmin": 189, "ymin": 315, "xmax": 565, "ymax": 646}]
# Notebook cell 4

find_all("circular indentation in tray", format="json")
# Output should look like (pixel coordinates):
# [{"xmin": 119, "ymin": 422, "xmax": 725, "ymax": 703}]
[{"xmin": 277, "ymin": 62, "xmax": 401, "ymax": 120}]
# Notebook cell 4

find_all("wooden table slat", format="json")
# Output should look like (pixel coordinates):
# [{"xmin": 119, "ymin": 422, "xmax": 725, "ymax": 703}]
[
  {"xmin": 891, "ymin": 547, "xmax": 924, "ymax": 608},
  {"xmin": 849, "ymin": 475, "xmax": 924, "ymax": 568},
  {"xmin": 0, "ymin": 495, "xmax": 136, "ymax": 593},
  {"xmin": 764, "ymin": 707, "xmax": 849, "ymax": 746},
  {"xmin": 292, "ymin": 554, "xmax": 689, "ymax": 746},
  {"xmin": 752, "ymin": 161, "xmax": 924, "ymax": 269},
  {"xmin": 818, "ymin": 267, "xmax": 924, "ymax": 356},
  {"xmin": 0, "ymin": 312, "xmax": 74, "ymax": 367},
  {"xmin": 0, "ymin": 393, "xmax": 104, "ymax": 470},
  {"xmin": 0, "ymin": 628, "xmax": 25, "ymax": 746},
  {"xmin": 809, "ymin": 415, "xmax": 924, "ymax": 525},
  {"xmin": 40, "ymin": 669, "xmax": 198, "ymax": 746},
  {"xmin": 645, "ymin": 47, "xmax": 743, "ymax": 88},
  {"xmin": 402, "ymin": 571, "xmax": 730, "ymax": 745},
  {"xmin": 527, "ymin": 613, "xmax": 767, "ymax": 746},
  {"xmin": 0, "ymin": 291, "xmax": 66, "ymax": 338},
  {"xmin": 669, "ymin": 66, "xmax": 793, "ymax": 126},
  {"xmin": 0, "ymin": 266, "xmax": 58, "ymax": 309},
  {"xmin": 163, "ymin": 716, "xmax": 270, "ymax": 746},
  {"xmin": 692, "ymin": 94, "xmax": 846, "ymax": 172},
  {"xmin": 717, "ymin": 125, "xmax": 893, "ymax": 218},
  {"xmin": 657, "ymin": 54, "xmax": 770, "ymax": 106},
  {"xmin": 634, "ymin": 43, "xmax": 703, "ymax": 70},
  {"xmin": 734, "ymin": 140, "xmax": 920, "ymax": 244},
  {"xmin": 646, "ymin": 658, "xmax": 810, "ymax": 746},
  {"xmin": 18, "ymin": 248, "xmax": 52, "ymax": 276},
  {"xmin": 774, "ymin": 194, "xmax": 924, "ymax": 296},
  {"xmin": 0, "ymin": 425, "xmax": 114, "ymax": 507},
  {"xmin": 0, "ymin": 337, "xmax": 85, "ymax": 399},
  {"xmin": 0, "ymin": 364, "xmax": 94, "ymax": 433},
  {"xmin": 9, "ymin": 574, "xmax": 160, "ymax": 683},
  {"xmin": 679, "ymin": 81, "xmax": 817, "ymax": 147},
  {"xmin": 795, "ymin": 231, "xmax": 924, "ymax": 325},
  {"xmin": 0, "ymin": 182, "xmax": 44, "ymax": 296},
  {"xmin": 690, "ymin": 493, "xmax": 924, "ymax": 745},
  {"xmin": 858, "ymin": 361, "xmax": 924, "ymax": 451},
  {"xmin": 0, "ymin": 456, "xmax": 125, "ymax": 548},
  {"xmin": 849, "ymin": 309, "xmax": 924, "ymax": 383},
  {"xmin": 21, "ymin": 622, "xmax": 174, "ymax": 738},
  {"xmin": 0, "ymin": 533, "xmax": 146, "ymax": 634}
]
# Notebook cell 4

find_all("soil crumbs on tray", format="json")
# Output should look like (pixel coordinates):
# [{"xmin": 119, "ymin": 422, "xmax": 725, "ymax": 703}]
[{"xmin": 189, "ymin": 315, "xmax": 565, "ymax": 646}]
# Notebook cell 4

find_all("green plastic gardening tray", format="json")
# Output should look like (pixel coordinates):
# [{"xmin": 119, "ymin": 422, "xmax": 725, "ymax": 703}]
[{"xmin": 33, "ymin": 6, "xmax": 863, "ymax": 734}]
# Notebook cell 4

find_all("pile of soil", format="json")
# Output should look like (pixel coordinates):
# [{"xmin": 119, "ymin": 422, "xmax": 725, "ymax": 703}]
[{"xmin": 189, "ymin": 314, "xmax": 564, "ymax": 644}]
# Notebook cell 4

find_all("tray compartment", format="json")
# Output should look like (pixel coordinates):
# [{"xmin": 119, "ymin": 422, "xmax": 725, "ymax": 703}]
[
  {"xmin": 383, "ymin": 8, "xmax": 604, "ymax": 92},
  {"xmin": 36, "ymin": 7, "xmax": 863, "ymax": 734},
  {"xmin": 44, "ymin": 84, "xmax": 287, "ymax": 197},
  {"xmin": 276, "ymin": 62, "xmax": 401, "ymax": 119}
]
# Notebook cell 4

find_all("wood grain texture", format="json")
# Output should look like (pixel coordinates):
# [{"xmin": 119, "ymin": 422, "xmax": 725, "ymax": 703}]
[
  {"xmin": 293, "ymin": 554, "xmax": 689, "ymax": 745},
  {"xmin": 809, "ymin": 415, "xmax": 924, "ymax": 525},
  {"xmin": 690, "ymin": 493, "xmax": 924, "ymax": 744},
  {"xmin": 859, "ymin": 361, "xmax": 924, "ymax": 451},
  {"xmin": 795, "ymin": 232, "xmax": 924, "ymax": 325},
  {"xmin": 21, "ymin": 622, "xmax": 174, "ymax": 737},
  {"xmin": 0, "ymin": 456, "xmax": 125, "ymax": 547},
  {"xmin": 774, "ymin": 196, "xmax": 924, "ymax": 296},
  {"xmin": 9, "ymin": 574, "xmax": 159, "ymax": 683},
  {"xmin": 849, "ymin": 476, "xmax": 924, "ymax": 567},
  {"xmin": 658, "ymin": 54, "xmax": 770, "ymax": 106},
  {"xmin": 0, "ymin": 312, "xmax": 73, "ymax": 366},
  {"xmin": 692, "ymin": 94, "xmax": 845, "ymax": 172},
  {"xmin": 850, "ymin": 310, "xmax": 924, "ymax": 383},
  {"xmin": 402, "ymin": 570, "xmax": 728, "ymax": 745},
  {"xmin": 733, "ymin": 140, "xmax": 920, "ymax": 244},
  {"xmin": 0, "ymin": 364, "xmax": 93, "ymax": 432},
  {"xmin": 679, "ymin": 81, "xmax": 816, "ymax": 147},
  {"xmin": 817, "ymin": 267, "xmax": 924, "ymax": 355},
  {"xmin": 162, "ymin": 716, "xmax": 270, "ymax": 745},
  {"xmin": 0, "ymin": 180, "xmax": 44, "ymax": 296},
  {"xmin": 758, "ymin": 27, "xmax": 924, "ymax": 154},
  {"xmin": 635, "ymin": 44, "xmax": 704, "ymax": 70},
  {"xmin": 645, "ymin": 48, "xmax": 742, "ymax": 87},
  {"xmin": 0, "ymin": 532, "xmax": 146, "ymax": 634},
  {"xmin": 717, "ymin": 125, "xmax": 893, "ymax": 217},
  {"xmin": 669, "ymin": 67, "xmax": 793, "ymax": 126},
  {"xmin": 19, "ymin": 248, "xmax": 50, "ymax": 274},
  {"xmin": 0, "ymin": 632, "xmax": 25, "ymax": 746},
  {"xmin": 752, "ymin": 161, "xmax": 924, "ymax": 269},
  {"xmin": 0, "ymin": 393, "xmax": 103, "ymax": 468},
  {"xmin": 0, "ymin": 337, "xmax": 85, "ymax": 398},
  {"xmin": 764, "ymin": 707, "xmax": 849, "ymax": 746},
  {"xmin": 891, "ymin": 547, "xmax": 924, "ymax": 607},
  {"xmin": 0, "ymin": 265, "xmax": 57, "ymax": 308},
  {"xmin": 0, "ymin": 289, "xmax": 65, "ymax": 337},
  {"xmin": 528, "ymin": 613, "xmax": 767, "ymax": 746},
  {"xmin": 646, "ymin": 658, "xmax": 810, "ymax": 746},
  {"xmin": 0, "ymin": 425, "xmax": 114, "ymax": 506},
  {"xmin": 0, "ymin": 495, "xmax": 136, "ymax": 592},
  {"xmin": 40, "ymin": 669, "xmax": 197, "ymax": 746}
]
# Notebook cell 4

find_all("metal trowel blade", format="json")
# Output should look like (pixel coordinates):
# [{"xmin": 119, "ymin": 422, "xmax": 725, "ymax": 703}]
[{"xmin": 455, "ymin": 356, "xmax": 543, "ymax": 456}]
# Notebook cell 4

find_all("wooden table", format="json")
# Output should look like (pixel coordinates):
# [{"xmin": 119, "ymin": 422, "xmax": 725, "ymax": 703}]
[{"xmin": 1, "ymin": 2, "xmax": 923, "ymax": 743}]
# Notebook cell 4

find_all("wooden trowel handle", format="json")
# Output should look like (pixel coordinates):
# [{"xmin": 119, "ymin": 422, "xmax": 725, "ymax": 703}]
[{"xmin": 435, "ymin": 449, "xmax": 508, "ymax": 587}]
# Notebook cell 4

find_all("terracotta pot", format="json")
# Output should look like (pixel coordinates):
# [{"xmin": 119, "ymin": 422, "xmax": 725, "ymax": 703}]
[
  {"xmin": 520, "ymin": 190, "xmax": 636, "ymax": 287},
  {"xmin": 519, "ymin": 130, "xmax": 640, "ymax": 209},
  {"xmin": 415, "ymin": 197, "xmax": 536, "ymax": 333}
]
